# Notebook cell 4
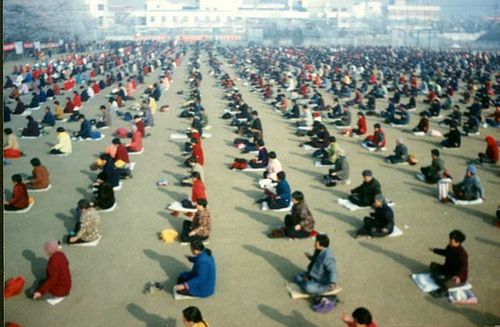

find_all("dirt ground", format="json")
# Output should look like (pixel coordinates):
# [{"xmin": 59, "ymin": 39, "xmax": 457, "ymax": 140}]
[{"xmin": 3, "ymin": 49, "xmax": 500, "ymax": 327}]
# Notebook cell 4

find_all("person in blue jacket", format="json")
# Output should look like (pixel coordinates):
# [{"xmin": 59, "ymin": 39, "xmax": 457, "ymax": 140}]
[
  {"xmin": 257, "ymin": 171, "xmax": 291, "ymax": 210},
  {"xmin": 175, "ymin": 240, "xmax": 216, "ymax": 298},
  {"xmin": 40, "ymin": 106, "xmax": 56, "ymax": 127},
  {"xmin": 74, "ymin": 114, "xmax": 92, "ymax": 139},
  {"xmin": 295, "ymin": 234, "xmax": 338, "ymax": 295}
]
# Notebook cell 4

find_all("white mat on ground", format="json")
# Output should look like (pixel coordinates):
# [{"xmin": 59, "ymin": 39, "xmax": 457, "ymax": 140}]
[
  {"xmin": 128, "ymin": 148, "xmax": 144, "ymax": 155},
  {"xmin": 168, "ymin": 201, "xmax": 197, "ymax": 213},
  {"xmin": 262, "ymin": 202, "xmax": 292, "ymax": 212},
  {"xmin": 84, "ymin": 134, "xmax": 105, "ymax": 141},
  {"xmin": 449, "ymin": 196, "xmax": 483, "ymax": 206},
  {"xmin": 286, "ymin": 282, "xmax": 342, "ymax": 300},
  {"xmin": 314, "ymin": 161, "xmax": 335, "ymax": 168},
  {"xmin": 411, "ymin": 273, "xmax": 472, "ymax": 293},
  {"xmin": 129, "ymin": 162, "xmax": 136, "ymax": 171},
  {"xmin": 337, "ymin": 198, "xmax": 395, "ymax": 211},
  {"xmin": 113, "ymin": 181, "xmax": 123, "ymax": 191},
  {"xmin": 29, "ymin": 184, "xmax": 52, "ymax": 192},
  {"xmin": 302, "ymin": 144, "xmax": 315, "ymax": 151},
  {"xmin": 258, "ymin": 178, "xmax": 276, "ymax": 189},
  {"xmin": 98, "ymin": 202, "xmax": 117, "ymax": 212},
  {"xmin": 46, "ymin": 296, "xmax": 66, "ymax": 306},
  {"xmin": 170, "ymin": 133, "xmax": 188, "ymax": 139},
  {"xmin": 173, "ymin": 287, "xmax": 197, "ymax": 300},
  {"xmin": 5, "ymin": 198, "xmax": 35, "ymax": 214},
  {"xmin": 201, "ymin": 133, "xmax": 212, "ymax": 139},
  {"xmin": 203, "ymin": 125, "xmax": 211, "ymax": 130},
  {"xmin": 242, "ymin": 167, "xmax": 266, "ymax": 172},
  {"xmin": 21, "ymin": 135, "xmax": 42, "ymax": 139},
  {"xmin": 70, "ymin": 235, "xmax": 102, "ymax": 247},
  {"xmin": 389, "ymin": 226, "xmax": 404, "ymax": 237}
]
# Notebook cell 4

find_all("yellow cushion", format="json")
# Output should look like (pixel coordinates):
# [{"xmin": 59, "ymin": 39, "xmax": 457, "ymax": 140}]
[{"xmin": 160, "ymin": 229, "xmax": 178, "ymax": 244}]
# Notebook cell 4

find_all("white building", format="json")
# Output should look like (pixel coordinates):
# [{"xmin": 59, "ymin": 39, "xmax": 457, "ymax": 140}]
[{"xmin": 387, "ymin": 0, "xmax": 440, "ymax": 22}]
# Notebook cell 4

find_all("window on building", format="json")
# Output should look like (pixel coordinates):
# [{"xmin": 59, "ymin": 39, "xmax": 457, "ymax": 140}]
[
  {"xmin": 139, "ymin": 17, "xmax": 147, "ymax": 25},
  {"xmin": 162, "ymin": 16, "xmax": 166, "ymax": 22},
  {"xmin": 150, "ymin": 16, "xmax": 155, "ymax": 23},
  {"xmin": 98, "ymin": 4, "xmax": 104, "ymax": 11},
  {"xmin": 341, "ymin": 8, "xmax": 347, "ymax": 12},
  {"xmin": 98, "ymin": 16, "xmax": 104, "ymax": 26}
]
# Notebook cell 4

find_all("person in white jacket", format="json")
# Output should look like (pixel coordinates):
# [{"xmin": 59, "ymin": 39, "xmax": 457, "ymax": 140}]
[
  {"xmin": 50, "ymin": 127, "xmax": 72, "ymax": 155},
  {"xmin": 264, "ymin": 152, "xmax": 283, "ymax": 182}
]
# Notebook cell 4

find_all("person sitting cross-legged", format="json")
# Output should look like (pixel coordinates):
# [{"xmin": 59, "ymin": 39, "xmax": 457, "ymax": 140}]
[
  {"xmin": 68, "ymin": 199, "xmax": 102, "ymax": 245},
  {"xmin": 4, "ymin": 174, "xmax": 29, "ymax": 211},
  {"xmin": 257, "ymin": 171, "xmax": 291, "ymax": 210},
  {"xmin": 384, "ymin": 138, "xmax": 408, "ymax": 164},
  {"xmin": 269, "ymin": 191, "xmax": 315, "ymax": 239},
  {"xmin": 419, "ymin": 149, "xmax": 446, "ymax": 184},
  {"xmin": 451, "ymin": 165, "xmax": 485, "ymax": 201},
  {"xmin": 323, "ymin": 148, "xmax": 350, "ymax": 187},
  {"xmin": 175, "ymin": 240, "xmax": 216, "ymax": 298},
  {"xmin": 294, "ymin": 234, "xmax": 338, "ymax": 296},
  {"xmin": 355, "ymin": 194, "xmax": 394, "ymax": 239},
  {"xmin": 348, "ymin": 170, "xmax": 381, "ymax": 207},
  {"xmin": 180, "ymin": 199, "xmax": 211, "ymax": 243},
  {"xmin": 428, "ymin": 230, "xmax": 468, "ymax": 298}
]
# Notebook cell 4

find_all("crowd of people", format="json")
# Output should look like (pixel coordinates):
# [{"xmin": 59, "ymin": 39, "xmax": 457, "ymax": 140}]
[{"xmin": 3, "ymin": 40, "xmax": 499, "ymax": 326}]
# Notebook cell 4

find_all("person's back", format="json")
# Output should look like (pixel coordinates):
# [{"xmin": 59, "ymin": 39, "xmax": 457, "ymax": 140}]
[
  {"xmin": 78, "ymin": 207, "xmax": 102, "ymax": 241},
  {"xmin": 31, "ymin": 165, "xmax": 49, "ymax": 189},
  {"xmin": 334, "ymin": 156, "xmax": 350, "ymax": 180},
  {"xmin": 276, "ymin": 179, "xmax": 291, "ymax": 206},
  {"xmin": 38, "ymin": 251, "xmax": 72, "ymax": 297}
]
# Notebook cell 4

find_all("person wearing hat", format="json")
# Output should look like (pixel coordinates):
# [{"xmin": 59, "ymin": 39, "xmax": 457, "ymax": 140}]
[
  {"xmin": 324, "ymin": 148, "xmax": 350, "ymax": 187},
  {"xmin": 50, "ymin": 127, "xmax": 72, "ymax": 155},
  {"xmin": 451, "ymin": 165, "xmax": 485, "ymax": 201},
  {"xmin": 385, "ymin": 138, "xmax": 408, "ymax": 164},
  {"xmin": 295, "ymin": 234, "xmax": 338, "ymax": 296},
  {"xmin": 348, "ymin": 170, "xmax": 381, "ymax": 207},
  {"xmin": 175, "ymin": 240, "xmax": 216, "ymax": 298},
  {"xmin": 32, "ymin": 240, "xmax": 72, "ymax": 304},
  {"xmin": 355, "ymin": 194, "xmax": 394, "ymax": 239}
]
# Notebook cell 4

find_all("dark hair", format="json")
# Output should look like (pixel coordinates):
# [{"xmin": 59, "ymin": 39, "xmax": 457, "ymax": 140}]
[
  {"xmin": 316, "ymin": 234, "xmax": 330, "ymax": 247},
  {"xmin": 292, "ymin": 191, "xmax": 304, "ymax": 202},
  {"xmin": 257, "ymin": 139, "xmax": 265, "ymax": 147},
  {"xmin": 112, "ymin": 138, "xmax": 121, "ymax": 145},
  {"xmin": 374, "ymin": 123, "xmax": 381, "ymax": 129},
  {"xmin": 196, "ymin": 199, "xmax": 208, "ymax": 208},
  {"xmin": 330, "ymin": 136, "xmax": 336, "ymax": 143},
  {"xmin": 352, "ymin": 307, "xmax": 373, "ymax": 325},
  {"xmin": 100, "ymin": 105, "xmax": 106, "ymax": 110},
  {"xmin": 30, "ymin": 158, "xmax": 41, "ymax": 166},
  {"xmin": 26, "ymin": 115, "xmax": 34, "ymax": 122},
  {"xmin": 11, "ymin": 174, "xmax": 22, "ymax": 183},
  {"xmin": 183, "ymin": 306, "xmax": 207, "ymax": 326},
  {"xmin": 190, "ymin": 240, "xmax": 211, "ymax": 256},
  {"xmin": 100, "ymin": 153, "xmax": 111, "ymax": 161},
  {"xmin": 57, "ymin": 127, "xmax": 65, "ymax": 133},
  {"xmin": 277, "ymin": 171, "xmax": 286, "ymax": 180},
  {"xmin": 252, "ymin": 110, "xmax": 258, "ymax": 116},
  {"xmin": 4, "ymin": 128, "xmax": 13, "ymax": 135},
  {"xmin": 44, "ymin": 106, "xmax": 51, "ymax": 111},
  {"xmin": 77, "ymin": 199, "xmax": 91, "ymax": 210},
  {"xmin": 431, "ymin": 149, "xmax": 440, "ymax": 157},
  {"xmin": 78, "ymin": 114, "xmax": 85, "ymax": 120},
  {"xmin": 191, "ymin": 171, "xmax": 201, "ymax": 179},
  {"xmin": 449, "ymin": 230, "xmax": 466, "ymax": 243},
  {"xmin": 54, "ymin": 100, "xmax": 60, "ymax": 105},
  {"xmin": 358, "ymin": 112, "xmax": 365, "ymax": 118},
  {"xmin": 268, "ymin": 151, "xmax": 277, "ymax": 159}
]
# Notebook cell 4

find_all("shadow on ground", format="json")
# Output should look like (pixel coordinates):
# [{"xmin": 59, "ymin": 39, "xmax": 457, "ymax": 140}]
[
  {"xmin": 127, "ymin": 303, "xmax": 176, "ymax": 327},
  {"xmin": 243, "ymin": 244, "xmax": 302, "ymax": 280},
  {"xmin": 258, "ymin": 304, "xmax": 316, "ymax": 327}
]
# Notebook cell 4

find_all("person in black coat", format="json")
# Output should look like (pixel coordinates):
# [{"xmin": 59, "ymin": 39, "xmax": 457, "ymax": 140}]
[
  {"xmin": 441, "ymin": 124, "xmax": 461, "ymax": 148},
  {"xmin": 92, "ymin": 182, "xmax": 115, "ymax": 210},
  {"xmin": 348, "ymin": 170, "xmax": 381, "ymax": 207},
  {"xmin": 355, "ymin": 194, "xmax": 394, "ymax": 238},
  {"xmin": 21, "ymin": 115, "xmax": 40, "ymax": 137}
]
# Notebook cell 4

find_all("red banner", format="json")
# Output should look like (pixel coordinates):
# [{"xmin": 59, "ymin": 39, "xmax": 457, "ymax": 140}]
[
  {"xmin": 3, "ymin": 43, "xmax": 15, "ymax": 51},
  {"xmin": 23, "ymin": 42, "xmax": 34, "ymax": 49}
]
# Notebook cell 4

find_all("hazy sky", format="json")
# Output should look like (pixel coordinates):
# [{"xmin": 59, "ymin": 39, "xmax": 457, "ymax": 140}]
[{"xmin": 110, "ymin": 0, "xmax": 499, "ymax": 17}]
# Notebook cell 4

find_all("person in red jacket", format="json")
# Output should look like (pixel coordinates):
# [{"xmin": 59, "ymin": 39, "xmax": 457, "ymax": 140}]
[
  {"xmin": 126, "ymin": 125, "xmax": 143, "ymax": 153},
  {"xmin": 111, "ymin": 138, "xmax": 130, "ymax": 163},
  {"xmin": 133, "ymin": 115, "xmax": 145, "ymax": 138},
  {"xmin": 341, "ymin": 307, "xmax": 378, "ymax": 327},
  {"xmin": 475, "ymin": 135, "xmax": 498, "ymax": 164},
  {"xmin": 4, "ymin": 174, "xmax": 29, "ymax": 211},
  {"xmin": 72, "ymin": 91, "xmax": 82, "ymax": 110},
  {"xmin": 191, "ymin": 138, "xmax": 204, "ymax": 166},
  {"xmin": 33, "ymin": 240, "xmax": 72, "ymax": 304},
  {"xmin": 344, "ymin": 112, "xmax": 367, "ymax": 137}
]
